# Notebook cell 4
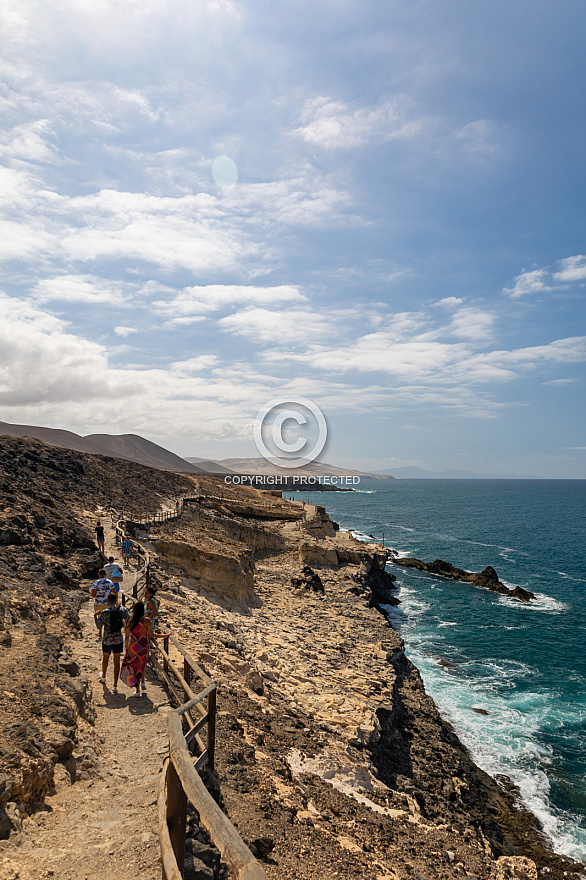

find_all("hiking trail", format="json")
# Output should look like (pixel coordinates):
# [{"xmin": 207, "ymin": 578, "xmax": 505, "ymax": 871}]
[{"xmin": 1, "ymin": 516, "xmax": 170, "ymax": 880}]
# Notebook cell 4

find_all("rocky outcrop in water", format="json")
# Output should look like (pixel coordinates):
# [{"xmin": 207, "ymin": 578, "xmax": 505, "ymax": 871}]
[{"xmin": 393, "ymin": 557, "xmax": 535, "ymax": 601}]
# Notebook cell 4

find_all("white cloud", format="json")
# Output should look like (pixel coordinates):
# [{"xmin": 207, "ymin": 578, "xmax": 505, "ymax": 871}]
[
  {"xmin": 154, "ymin": 284, "xmax": 306, "ymax": 320},
  {"xmin": 34, "ymin": 274, "xmax": 133, "ymax": 305},
  {"xmin": 504, "ymin": 254, "xmax": 586, "ymax": 299},
  {"xmin": 553, "ymin": 255, "xmax": 586, "ymax": 284},
  {"xmin": 503, "ymin": 268, "xmax": 551, "ymax": 298},
  {"xmin": 296, "ymin": 96, "xmax": 419, "ymax": 149},
  {"xmin": 453, "ymin": 119, "xmax": 498, "ymax": 161},
  {"xmin": 0, "ymin": 119, "xmax": 59, "ymax": 164},
  {"xmin": 170, "ymin": 355, "xmax": 219, "ymax": 374},
  {"xmin": 114, "ymin": 325, "xmax": 137, "ymax": 337},
  {"xmin": 0, "ymin": 293, "xmax": 131, "ymax": 405},
  {"xmin": 434, "ymin": 296, "xmax": 464, "ymax": 307},
  {"xmin": 219, "ymin": 306, "xmax": 335, "ymax": 343},
  {"xmin": 542, "ymin": 377, "xmax": 579, "ymax": 386},
  {"xmin": 449, "ymin": 307, "xmax": 495, "ymax": 341}
]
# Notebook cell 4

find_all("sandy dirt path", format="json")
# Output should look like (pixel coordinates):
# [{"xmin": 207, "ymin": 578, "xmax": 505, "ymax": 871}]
[{"xmin": 1, "ymin": 519, "xmax": 170, "ymax": 880}]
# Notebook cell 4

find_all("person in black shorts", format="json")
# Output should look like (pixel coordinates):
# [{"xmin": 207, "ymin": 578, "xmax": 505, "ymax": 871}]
[
  {"xmin": 95, "ymin": 593, "xmax": 130, "ymax": 692},
  {"xmin": 95, "ymin": 521, "xmax": 105, "ymax": 553}
]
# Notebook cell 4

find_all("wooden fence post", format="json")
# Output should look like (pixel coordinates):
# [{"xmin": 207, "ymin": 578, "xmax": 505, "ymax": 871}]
[
  {"xmin": 164, "ymin": 635, "xmax": 169, "ymax": 674},
  {"xmin": 207, "ymin": 686, "xmax": 217, "ymax": 771},
  {"xmin": 183, "ymin": 658, "xmax": 191, "ymax": 704},
  {"xmin": 166, "ymin": 759, "xmax": 187, "ymax": 877}
]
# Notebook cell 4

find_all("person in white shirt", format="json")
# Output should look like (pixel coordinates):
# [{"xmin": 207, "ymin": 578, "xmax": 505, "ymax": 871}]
[
  {"xmin": 91, "ymin": 569, "xmax": 115, "ymax": 640},
  {"xmin": 103, "ymin": 557, "xmax": 123, "ymax": 603}
]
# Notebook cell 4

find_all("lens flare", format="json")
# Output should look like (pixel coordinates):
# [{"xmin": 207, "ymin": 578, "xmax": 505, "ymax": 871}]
[{"xmin": 212, "ymin": 155, "xmax": 238, "ymax": 187}]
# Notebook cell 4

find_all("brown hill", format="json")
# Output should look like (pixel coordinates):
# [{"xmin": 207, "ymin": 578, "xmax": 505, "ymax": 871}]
[
  {"xmin": 184, "ymin": 457, "xmax": 236, "ymax": 475},
  {"xmin": 208, "ymin": 457, "xmax": 392, "ymax": 479},
  {"xmin": 0, "ymin": 420, "xmax": 204, "ymax": 474}
]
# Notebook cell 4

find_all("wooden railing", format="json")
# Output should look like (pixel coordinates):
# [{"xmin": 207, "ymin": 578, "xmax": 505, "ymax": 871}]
[
  {"xmin": 111, "ymin": 509, "xmax": 267, "ymax": 880},
  {"xmin": 113, "ymin": 494, "xmax": 298, "ymax": 533}
]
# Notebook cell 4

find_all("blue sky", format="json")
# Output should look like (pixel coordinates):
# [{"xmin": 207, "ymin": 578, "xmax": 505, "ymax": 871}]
[{"xmin": 0, "ymin": 0, "xmax": 585, "ymax": 476}]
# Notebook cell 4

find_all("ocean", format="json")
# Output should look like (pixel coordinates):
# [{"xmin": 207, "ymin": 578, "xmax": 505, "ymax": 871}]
[{"xmin": 295, "ymin": 479, "xmax": 586, "ymax": 861}]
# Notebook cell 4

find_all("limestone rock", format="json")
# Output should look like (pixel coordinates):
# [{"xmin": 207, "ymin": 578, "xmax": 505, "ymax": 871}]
[
  {"xmin": 494, "ymin": 856, "xmax": 538, "ymax": 880},
  {"xmin": 0, "ymin": 858, "xmax": 31, "ymax": 880},
  {"xmin": 156, "ymin": 538, "xmax": 256, "ymax": 604},
  {"xmin": 298, "ymin": 542, "xmax": 339, "ymax": 568}
]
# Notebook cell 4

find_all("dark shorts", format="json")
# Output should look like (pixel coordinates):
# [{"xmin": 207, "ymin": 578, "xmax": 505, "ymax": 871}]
[{"xmin": 102, "ymin": 642, "xmax": 123, "ymax": 655}]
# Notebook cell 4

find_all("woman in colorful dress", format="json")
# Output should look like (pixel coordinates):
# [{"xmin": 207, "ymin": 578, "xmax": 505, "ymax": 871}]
[{"xmin": 120, "ymin": 601, "xmax": 167, "ymax": 697}]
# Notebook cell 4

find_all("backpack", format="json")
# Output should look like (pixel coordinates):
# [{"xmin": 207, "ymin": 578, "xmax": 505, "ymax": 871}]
[{"xmin": 109, "ymin": 607, "xmax": 124, "ymax": 633}]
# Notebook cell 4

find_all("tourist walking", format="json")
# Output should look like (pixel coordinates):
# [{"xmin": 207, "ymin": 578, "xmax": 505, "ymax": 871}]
[
  {"xmin": 122, "ymin": 535, "xmax": 133, "ymax": 567},
  {"xmin": 95, "ymin": 521, "xmax": 105, "ymax": 553},
  {"xmin": 104, "ymin": 556, "xmax": 123, "ymax": 601},
  {"xmin": 144, "ymin": 585, "xmax": 160, "ymax": 631},
  {"xmin": 95, "ymin": 593, "xmax": 130, "ymax": 692},
  {"xmin": 120, "ymin": 601, "xmax": 168, "ymax": 697},
  {"xmin": 144, "ymin": 586, "xmax": 161, "ymax": 633},
  {"xmin": 91, "ymin": 569, "xmax": 116, "ymax": 640}
]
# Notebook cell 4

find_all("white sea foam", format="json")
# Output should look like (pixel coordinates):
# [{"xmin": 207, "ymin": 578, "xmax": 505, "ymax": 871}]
[
  {"xmin": 350, "ymin": 530, "xmax": 378, "ymax": 542},
  {"xmin": 554, "ymin": 570, "xmax": 586, "ymax": 584},
  {"xmin": 387, "ymin": 547, "xmax": 411, "ymax": 559},
  {"xmin": 406, "ymin": 645, "xmax": 586, "ymax": 860},
  {"xmin": 496, "ymin": 592, "xmax": 569, "ymax": 613}
]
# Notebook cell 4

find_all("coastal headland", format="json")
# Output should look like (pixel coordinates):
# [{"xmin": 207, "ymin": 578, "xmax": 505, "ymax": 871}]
[{"xmin": 0, "ymin": 435, "xmax": 583, "ymax": 880}]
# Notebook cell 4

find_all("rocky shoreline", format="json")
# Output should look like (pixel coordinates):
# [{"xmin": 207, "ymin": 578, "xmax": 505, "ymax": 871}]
[
  {"xmin": 0, "ymin": 435, "xmax": 583, "ymax": 880},
  {"xmin": 391, "ymin": 555, "xmax": 536, "ymax": 602}
]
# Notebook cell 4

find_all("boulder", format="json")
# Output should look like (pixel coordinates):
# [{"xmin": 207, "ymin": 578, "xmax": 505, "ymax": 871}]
[{"xmin": 291, "ymin": 566, "xmax": 325, "ymax": 594}]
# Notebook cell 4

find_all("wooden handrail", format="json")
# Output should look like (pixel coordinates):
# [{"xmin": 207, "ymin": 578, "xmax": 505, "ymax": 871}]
[
  {"xmin": 158, "ymin": 758, "xmax": 185, "ymax": 880},
  {"xmin": 167, "ymin": 714, "xmax": 267, "ymax": 880},
  {"xmin": 176, "ymin": 683, "xmax": 217, "ymax": 716}
]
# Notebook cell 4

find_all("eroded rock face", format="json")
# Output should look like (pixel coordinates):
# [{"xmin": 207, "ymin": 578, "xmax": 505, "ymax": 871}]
[
  {"xmin": 299, "ymin": 541, "xmax": 339, "ymax": 568},
  {"xmin": 156, "ymin": 539, "xmax": 256, "ymax": 604},
  {"xmin": 300, "ymin": 505, "xmax": 337, "ymax": 539}
]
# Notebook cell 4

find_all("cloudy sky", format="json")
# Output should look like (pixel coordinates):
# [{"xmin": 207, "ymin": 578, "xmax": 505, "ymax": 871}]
[{"xmin": 1, "ymin": 0, "xmax": 585, "ymax": 476}]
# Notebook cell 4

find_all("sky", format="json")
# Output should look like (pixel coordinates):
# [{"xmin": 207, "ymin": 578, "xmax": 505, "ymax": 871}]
[{"xmin": 0, "ymin": 0, "xmax": 585, "ymax": 477}]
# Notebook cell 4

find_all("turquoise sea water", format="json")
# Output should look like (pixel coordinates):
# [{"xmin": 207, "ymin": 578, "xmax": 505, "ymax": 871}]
[{"xmin": 295, "ymin": 479, "xmax": 586, "ymax": 860}]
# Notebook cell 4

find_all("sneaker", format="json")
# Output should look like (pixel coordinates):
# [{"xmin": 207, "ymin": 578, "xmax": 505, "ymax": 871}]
[
  {"xmin": 141, "ymin": 682, "xmax": 147, "ymax": 691},
  {"xmin": 133, "ymin": 690, "xmax": 141, "ymax": 698},
  {"xmin": 112, "ymin": 686, "xmax": 118, "ymax": 694},
  {"xmin": 98, "ymin": 674, "xmax": 105, "ymax": 683}
]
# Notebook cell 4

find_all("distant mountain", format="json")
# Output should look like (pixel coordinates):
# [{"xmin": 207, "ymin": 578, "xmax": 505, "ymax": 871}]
[
  {"xmin": 0, "ymin": 420, "xmax": 205, "ymax": 475},
  {"xmin": 378, "ymin": 466, "xmax": 542, "ymax": 479},
  {"xmin": 214, "ymin": 457, "xmax": 393, "ymax": 480},
  {"xmin": 184, "ymin": 457, "xmax": 236, "ymax": 475}
]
